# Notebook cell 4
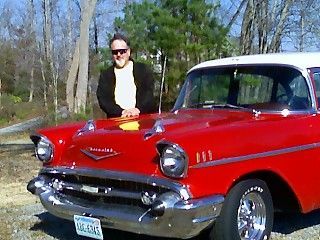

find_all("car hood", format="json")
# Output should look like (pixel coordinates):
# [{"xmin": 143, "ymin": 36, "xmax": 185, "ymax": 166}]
[
  {"xmin": 54, "ymin": 110, "xmax": 255, "ymax": 174},
  {"xmin": 94, "ymin": 109, "xmax": 252, "ymax": 133}
]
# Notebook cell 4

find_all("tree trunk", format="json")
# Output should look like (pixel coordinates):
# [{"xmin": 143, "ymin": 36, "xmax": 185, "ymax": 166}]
[
  {"xmin": 0, "ymin": 76, "xmax": 2, "ymax": 110},
  {"xmin": 257, "ymin": 0, "xmax": 268, "ymax": 53},
  {"xmin": 39, "ymin": 52, "xmax": 48, "ymax": 110},
  {"xmin": 66, "ymin": 40, "xmax": 80, "ymax": 113},
  {"xmin": 240, "ymin": 0, "xmax": 255, "ymax": 55},
  {"xmin": 67, "ymin": 0, "xmax": 73, "ymax": 62},
  {"xmin": 269, "ymin": 0, "xmax": 293, "ymax": 52},
  {"xmin": 43, "ymin": 0, "xmax": 58, "ymax": 122},
  {"xmin": 65, "ymin": 0, "xmax": 75, "ymax": 112},
  {"xmin": 29, "ymin": 54, "xmax": 35, "ymax": 102},
  {"xmin": 237, "ymin": 0, "xmax": 293, "ymax": 54},
  {"xmin": 74, "ymin": 0, "xmax": 97, "ymax": 114},
  {"xmin": 43, "ymin": 0, "xmax": 53, "ymax": 63},
  {"xmin": 28, "ymin": 0, "xmax": 36, "ymax": 102},
  {"xmin": 227, "ymin": 0, "xmax": 248, "ymax": 29},
  {"xmin": 94, "ymin": 16, "xmax": 99, "ymax": 54},
  {"xmin": 299, "ymin": 8, "xmax": 305, "ymax": 52}
]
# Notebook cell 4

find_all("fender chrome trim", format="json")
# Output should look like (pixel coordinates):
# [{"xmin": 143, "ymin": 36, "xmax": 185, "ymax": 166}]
[{"xmin": 192, "ymin": 142, "xmax": 320, "ymax": 169}]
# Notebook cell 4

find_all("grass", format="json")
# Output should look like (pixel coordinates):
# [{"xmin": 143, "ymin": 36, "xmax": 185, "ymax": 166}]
[
  {"xmin": 0, "ymin": 103, "xmax": 45, "ymax": 128},
  {"xmin": 0, "ymin": 132, "xmax": 31, "ymax": 143}
]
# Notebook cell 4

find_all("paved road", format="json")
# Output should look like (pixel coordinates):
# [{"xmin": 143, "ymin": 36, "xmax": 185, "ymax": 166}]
[{"xmin": 0, "ymin": 117, "xmax": 44, "ymax": 135}]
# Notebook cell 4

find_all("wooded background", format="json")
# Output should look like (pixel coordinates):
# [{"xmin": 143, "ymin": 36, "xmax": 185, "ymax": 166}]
[{"xmin": 0, "ymin": 0, "xmax": 319, "ymax": 124}]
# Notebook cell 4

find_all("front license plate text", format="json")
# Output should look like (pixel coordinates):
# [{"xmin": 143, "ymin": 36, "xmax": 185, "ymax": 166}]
[{"xmin": 74, "ymin": 215, "xmax": 103, "ymax": 240}]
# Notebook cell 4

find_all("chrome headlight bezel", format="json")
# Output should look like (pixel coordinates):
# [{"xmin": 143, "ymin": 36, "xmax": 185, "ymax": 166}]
[
  {"xmin": 156, "ymin": 140, "xmax": 188, "ymax": 179},
  {"xmin": 30, "ymin": 135, "xmax": 54, "ymax": 163}
]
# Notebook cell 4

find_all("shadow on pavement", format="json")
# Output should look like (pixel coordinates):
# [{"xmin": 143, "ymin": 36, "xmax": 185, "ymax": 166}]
[
  {"xmin": 273, "ymin": 209, "xmax": 320, "ymax": 234},
  {"xmin": 30, "ymin": 210, "xmax": 320, "ymax": 239},
  {"xmin": 30, "ymin": 212, "xmax": 189, "ymax": 240}
]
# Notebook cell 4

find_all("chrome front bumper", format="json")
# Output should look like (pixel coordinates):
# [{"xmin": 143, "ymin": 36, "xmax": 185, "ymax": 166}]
[{"xmin": 28, "ymin": 172, "xmax": 224, "ymax": 239}]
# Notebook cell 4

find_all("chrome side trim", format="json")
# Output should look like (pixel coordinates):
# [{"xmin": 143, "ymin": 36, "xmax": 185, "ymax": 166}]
[
  {"xmin": 39, "ymin": 167, "xmax": 192, "ymax": 200},
  {"xmin": 192, "ymin": 142, "xmax": 320, "ymax": 169}
]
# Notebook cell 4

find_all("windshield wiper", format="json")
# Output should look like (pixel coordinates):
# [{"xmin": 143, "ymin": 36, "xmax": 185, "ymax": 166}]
[
  {"xmin": 211, "ymin": 103, "xmax": 245, "ymax": 109},
  {"xmin": 184, "ymin": 103, "xmax": 245, "ymax": 109},
  {"xmin": 184, "ymin": 102, "xmax": 215, "ymax": 109}
]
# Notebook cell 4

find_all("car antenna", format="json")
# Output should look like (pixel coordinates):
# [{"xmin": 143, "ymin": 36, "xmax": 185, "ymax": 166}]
[{"xmin": 158, "ymin": 56, "xmax": 167, "ymax": 114}]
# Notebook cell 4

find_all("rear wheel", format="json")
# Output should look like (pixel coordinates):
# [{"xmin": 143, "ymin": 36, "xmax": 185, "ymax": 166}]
[{"xmin": 210, "ymin": 179, "xmax": 273, "ymax": 240}]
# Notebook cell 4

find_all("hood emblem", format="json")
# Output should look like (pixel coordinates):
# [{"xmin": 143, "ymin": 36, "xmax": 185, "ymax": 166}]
[
  {"xmin": 80, "ymin": 147, "xmax": 121, "ymax": 161},
  {"xmin": 144, "ymin": 120, "xmax": 165, "ymax": 140}
]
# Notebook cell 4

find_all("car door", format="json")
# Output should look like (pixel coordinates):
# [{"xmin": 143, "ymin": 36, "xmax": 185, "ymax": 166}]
[{"xmin": 303, "ymin": 67, "xmax": 320, "ymax": 209}]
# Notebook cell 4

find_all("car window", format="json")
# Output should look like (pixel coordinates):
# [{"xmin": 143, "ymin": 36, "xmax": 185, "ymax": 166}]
[
  {"xmin": 237, "ymin": 73, "xmax": 273, "ymax": 105},
  {"xmin": 286, "ymin": 75, "xmax": 311, "ymax": 110},
  {"xmin": 199, "ymin": 74, "xmax": 230, "ymax": 104},
  {"xmin": 174, "ymin": 65, "xmax": 311, "ymax": 112},
  {"xmin": 311, "ymin": 70, "xmax": 320, "ymax": 108},
  {"xmin": 290, "ymin": 75, "xmax": 309, "ymax": 98},
  {"xmin": 314, "ymin": 72, "xmax": 320, "ymax": 91},
  {"xmin": 180, "ymin": 71, "xmax": 230, "ymax": 108}
]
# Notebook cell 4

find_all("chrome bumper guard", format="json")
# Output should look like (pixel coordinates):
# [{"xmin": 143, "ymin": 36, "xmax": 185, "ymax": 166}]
[{"xmin": 28, "ymin": 170, "xmax": 224, "ymax": 239}]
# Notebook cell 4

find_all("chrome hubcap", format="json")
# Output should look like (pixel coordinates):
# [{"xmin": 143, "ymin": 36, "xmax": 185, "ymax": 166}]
[{"xmin": 237, "ymin": 192, "xmax": 266, "ymax": 239}]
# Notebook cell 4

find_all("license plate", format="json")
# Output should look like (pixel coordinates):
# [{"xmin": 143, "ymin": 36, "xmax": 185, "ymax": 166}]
[{"xmin": 74, "ymin": 215, "xmax": 104, "ymax": 240}]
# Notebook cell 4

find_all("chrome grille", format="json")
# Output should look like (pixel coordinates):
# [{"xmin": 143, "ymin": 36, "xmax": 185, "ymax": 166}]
[{"xmin": 42, "ymin": 171, "xmax": 171, "ymax": 208}]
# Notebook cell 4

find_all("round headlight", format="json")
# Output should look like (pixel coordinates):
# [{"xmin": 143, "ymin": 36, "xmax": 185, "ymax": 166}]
[
  {"xmin": 159, "ymin": 143, "xmax": 188, "ymax": 178},
  {"xmin": 35, "ymin": 138, "xmax": 53, "ymax": 163}
]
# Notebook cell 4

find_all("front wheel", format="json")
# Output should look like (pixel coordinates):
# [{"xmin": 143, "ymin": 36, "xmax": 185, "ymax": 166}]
[{"xmin": 210, "ymin": 179, "xmax": 273, "ymax": 240}]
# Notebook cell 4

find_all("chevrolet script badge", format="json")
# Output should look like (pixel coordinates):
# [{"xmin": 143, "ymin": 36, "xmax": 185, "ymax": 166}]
[{"xmin": 80, "ymin": 147, "xmax": 121, "ymax": 161}]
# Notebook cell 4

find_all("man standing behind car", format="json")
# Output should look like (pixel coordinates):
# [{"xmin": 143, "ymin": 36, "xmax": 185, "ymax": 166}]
[{"xmin": 96, "ymin": 33, "xmax": 156, "ymax": 118}]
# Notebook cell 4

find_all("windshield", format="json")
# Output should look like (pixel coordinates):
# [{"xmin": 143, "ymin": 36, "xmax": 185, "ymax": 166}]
[{"xmin": 174, "ymin": 65, "xmax": 312, "ymax": 112}]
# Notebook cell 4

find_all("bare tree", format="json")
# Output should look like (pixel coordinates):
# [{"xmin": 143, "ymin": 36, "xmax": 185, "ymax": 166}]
[
  {"xmin": 237, "ymin": 0, "xmax": 294, "ymax": 54},
  {"xmin": 0, "ymin": 76, "xmax": 2, "ymax": 109},
  {"xmin": 39, "ymin": 44, "xmax": 48, "ymax": 110},
  {"xmin": 67, "ymin": 0, "xmax": 74, "ymax": 62},
  {"xmin": 221, "ymin": 0, "xmax": 299, "ymax": 54},
  {"xmin": 286, "ymin": 0, "xmax": 320, "ymax": 52},
  {"xmin": 67, "ymin": 0, "xmax": 97, "ymax": 114},
  {"xmin": 240, "ymin": 0, "xmax": 255, "ymax": 54},
  {"xmin": 66, "ymin": 40, "xmax": 79, "ymax": 113},
  {"xmin": 226, "ymin": 0, "xmax": 248, "ymax": 30},
  {"xmin": 27, "ymin": 0, "xmax": 36, "ymax": 102},
  {"xmin": 43, "ymin": 0, "xmax": 59, "ymax": 121},
  {"xmin": 268, "ymin": 0, "xmax": 293, "ymax": 52},
  {"xmin": 256, "ymin": 0, "xmax": 268, "ymax": 53}
]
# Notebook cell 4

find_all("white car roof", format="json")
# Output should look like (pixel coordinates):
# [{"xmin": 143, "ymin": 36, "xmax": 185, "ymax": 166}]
[{"xmin": 189, "ymin": 52, "xmax": 320, "ymax": 72}]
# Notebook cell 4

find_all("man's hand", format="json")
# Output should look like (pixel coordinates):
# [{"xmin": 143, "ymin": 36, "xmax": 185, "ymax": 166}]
[{"xmin": 121, "ymin": 108, "xmax": 140, "ymax": 117}]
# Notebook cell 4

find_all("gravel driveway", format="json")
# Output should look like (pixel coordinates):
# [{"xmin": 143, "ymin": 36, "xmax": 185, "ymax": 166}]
[{"xmin": 1, "ymin": 142, "xmax": 320, "ymax": 240}]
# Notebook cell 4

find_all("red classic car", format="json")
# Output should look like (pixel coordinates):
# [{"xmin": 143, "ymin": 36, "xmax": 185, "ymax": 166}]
[{"xmin": 28, "ymin": 52, "xmax": 320, "ymax": 240}]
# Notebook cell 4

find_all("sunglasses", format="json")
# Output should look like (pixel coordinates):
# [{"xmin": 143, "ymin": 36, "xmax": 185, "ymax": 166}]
[{"xmin": 111, "ymin": 49, "xmax": 128, "ymax": 55}]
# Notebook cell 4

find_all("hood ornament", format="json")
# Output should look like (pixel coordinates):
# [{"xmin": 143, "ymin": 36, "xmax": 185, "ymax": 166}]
[
  {"xmin": 252, "ymin": 109, "xmax": 261, "ymax": 118},
  {"xmin": 144, "ymin": 120, "xmax": 165, "ymax": 140},
  {"xmin": 80, "ymin": 147, "xmax": 121, "ymax": 161},
  {"xmin": 77, "ymin": 120, "xmax": 96, "ymax": 136}
]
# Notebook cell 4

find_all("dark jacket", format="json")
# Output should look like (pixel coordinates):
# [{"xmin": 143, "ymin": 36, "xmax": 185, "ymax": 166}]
[{"xmin": 96, "ymin": 62, "xmax": 156, "ymax": 118}]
